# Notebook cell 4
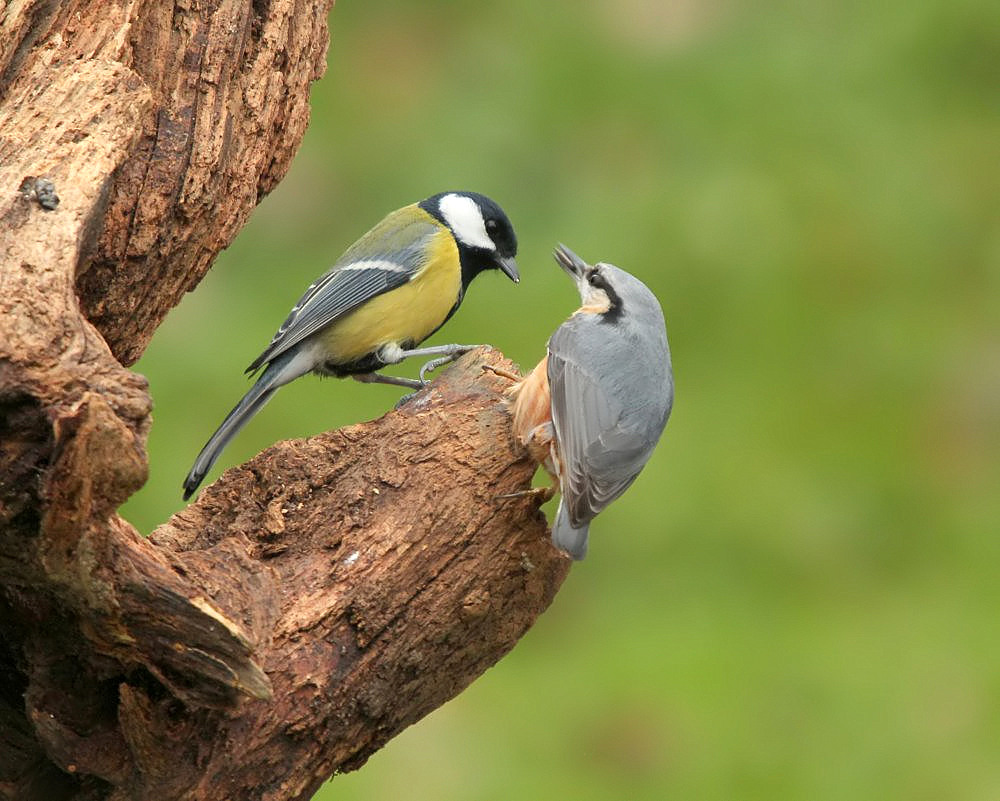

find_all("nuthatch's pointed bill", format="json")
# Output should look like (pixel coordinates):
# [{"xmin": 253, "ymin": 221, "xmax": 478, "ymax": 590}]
[{"xmin": 553, "ymin": 243, "xmax": 587, "ymax": 278}]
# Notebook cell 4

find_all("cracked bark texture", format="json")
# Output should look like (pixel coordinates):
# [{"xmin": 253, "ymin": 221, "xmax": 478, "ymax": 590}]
[{"xmin": 0, "ymin": 2, "xmax": 569, "ymax": 799}]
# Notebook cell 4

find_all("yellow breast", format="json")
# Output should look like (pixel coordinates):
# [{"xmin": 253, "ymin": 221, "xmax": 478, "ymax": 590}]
[{"xmin": 319, "ymin": 228, "xmax": 462, "ymax": 363}]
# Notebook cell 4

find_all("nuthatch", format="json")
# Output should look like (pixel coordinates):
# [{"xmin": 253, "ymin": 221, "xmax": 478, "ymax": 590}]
[
  {"xmin": 183, "ymin": 191, "xmax": 519, "ymax": 499},
  {"xmin": 495, "ymin": 245, "xmax": 672, "ymax": 560}
]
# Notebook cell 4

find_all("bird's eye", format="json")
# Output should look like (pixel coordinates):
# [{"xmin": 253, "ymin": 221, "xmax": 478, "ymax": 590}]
[
  {"xmin": 588, "ymin": 271, "xmax": 602, "ymax": 287},
  {"xmin": 485, "ymin": 219, "xmax": 499, "ymax": 233}
]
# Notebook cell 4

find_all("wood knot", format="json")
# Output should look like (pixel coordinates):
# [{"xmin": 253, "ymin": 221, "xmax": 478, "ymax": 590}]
[
  {"xmin": 264, "ymin": 497, "xmax": 286, "ymax": 534},
  {"xmin": 460, "ymin": 588, "xmax": 491, "ymax": 620}
]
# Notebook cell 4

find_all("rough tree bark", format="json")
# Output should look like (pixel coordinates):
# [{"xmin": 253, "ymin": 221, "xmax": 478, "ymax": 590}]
[{"xmin": 0, "ymin": 2, "xmax": 569, "ymax": 800}]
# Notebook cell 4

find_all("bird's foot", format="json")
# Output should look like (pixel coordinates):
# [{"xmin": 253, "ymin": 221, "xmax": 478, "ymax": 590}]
[
  {"xmin": 522, "ymin": 422, "xmax": 556, "ymax": 464},
  {"xmin": 418, "ymin": 355, "xmax": 457, "ymax": 384},
  {"xmin": 389, "ymin": 343, "xmax": 483, "ymax": 385},
  {"xmin": 398, "ymin": 342, "xmax": 482, "ymax": 362},
  {"xmin": 394, "ymin": 391, "xmax": 419, "ymax": 409},
  {"xmin": 495, "ymin": 485, "xmax": 556, "ymax": 504}
]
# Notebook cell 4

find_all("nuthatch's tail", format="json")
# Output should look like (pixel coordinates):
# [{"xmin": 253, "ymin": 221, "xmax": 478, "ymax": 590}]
[
  {"xmin": 182, "ymin": 350, "xmax": 307, "ymax": 500},
  {"xmin": 552, "ymin": 500, "xmax": 589, "ymax": 561}
]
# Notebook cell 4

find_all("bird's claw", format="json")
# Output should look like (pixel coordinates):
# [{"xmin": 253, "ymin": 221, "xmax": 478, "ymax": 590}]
[
  {"xmin": 418, "ymin": 356, "xmax": 450, "ymax": 384},
  {"xmin": 494, "ymin": 486, "xmax": 556, "ymax": 504},
  {"xmin": 394, "ymin": 391, "xmax": 418, "ymax": 409},
  {"xmin": 482, "ymin": 364, "xmax": 522, "ymax": 382},
  {"xmin": 417, "ymin": 345, "xmax": 482, "ymax": 384}
]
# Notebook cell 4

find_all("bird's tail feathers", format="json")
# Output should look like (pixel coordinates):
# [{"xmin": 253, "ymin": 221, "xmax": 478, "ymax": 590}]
[
  {"xmin": 552, "ymin": 500, "xmax": 590, "ymax": 561},
  {"xmin": 182, "ymin": 350, "xmax": 309, "ymax": 500}
]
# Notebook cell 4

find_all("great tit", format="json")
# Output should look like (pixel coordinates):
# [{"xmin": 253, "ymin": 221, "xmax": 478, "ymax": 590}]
[
  {"xmin": 182, "ymin": 190, "xmax": 519, "ymax": 500},
  {"xmin": 492, "ymin": 245, "xmax": 672, "ymax": 560}
]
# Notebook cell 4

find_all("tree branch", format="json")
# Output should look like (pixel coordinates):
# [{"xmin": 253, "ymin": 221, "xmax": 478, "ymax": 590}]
[{"xmin": 0, "ymin": 1, "xmax": 569, "ymax": 799}]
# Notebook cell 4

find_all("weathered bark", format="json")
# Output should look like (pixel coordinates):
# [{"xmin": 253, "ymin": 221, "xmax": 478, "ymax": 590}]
[{"xmin": 0, "ymin": 2, "xmax": 569, "ymax": 800}]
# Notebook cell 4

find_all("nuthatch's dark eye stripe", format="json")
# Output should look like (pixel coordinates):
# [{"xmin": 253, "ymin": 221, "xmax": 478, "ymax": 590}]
[{"xmin": 598, "ymin": 281, "xmax": 623, "ymax": 323}]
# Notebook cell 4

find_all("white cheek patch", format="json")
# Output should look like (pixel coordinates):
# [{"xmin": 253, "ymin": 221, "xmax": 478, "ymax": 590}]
[
  {"xmin": 439, "ymin": 193, "xmax": 495, "ymax": 251},
  {"xmin": 577, "ymin": 286, "xmax": 611, "ymax": 313},
  {"xmin": 572, "ymin": 272, "xmax": 611, "ymax": 312}
]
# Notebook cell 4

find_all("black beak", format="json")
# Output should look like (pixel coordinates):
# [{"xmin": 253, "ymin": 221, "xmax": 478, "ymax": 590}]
[
  {"xmin": 554, "ymin": 243, "xmax": 589, "ymax": 278},
  {"xmin": 496, "ymin": 255, "xmax": 520, "ymax": 283}
]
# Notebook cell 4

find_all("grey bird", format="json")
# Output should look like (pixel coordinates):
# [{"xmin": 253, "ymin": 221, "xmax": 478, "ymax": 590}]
[{"xmin": 498, "ymin": 244, "xmax": 673, "ymax": 559}]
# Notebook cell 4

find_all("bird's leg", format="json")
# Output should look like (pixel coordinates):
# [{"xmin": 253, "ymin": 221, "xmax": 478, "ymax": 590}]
[
  {"xmin": 418, "ymin": 355, "xmax": 455, "ymax": 384},
  {"xmin": 394, "ymin": 343, "xmax": 483, "ymax": 385},
  {"xmin": 352, "ymin": 372, "xmax": 423, "ymax": 390},
  {"xmin": 522, "ymin": 422, "xmax": 557, "ymax": 469},
  {"xmin": 395, "ymin": 343, "xmax": 482, "ymax": 361},
  {"xmin": 495, "ymin": 485, "xmax": 556, "ymax": 503},
  {"xmin": 495, "ymin": 422, "xmax": 558, "ymax": 503}
]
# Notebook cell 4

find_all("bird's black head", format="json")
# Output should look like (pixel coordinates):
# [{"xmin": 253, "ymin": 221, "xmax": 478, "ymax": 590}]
[{"xmin": 420, "ymin": 191, "xmax": 519, "ymax": 287}]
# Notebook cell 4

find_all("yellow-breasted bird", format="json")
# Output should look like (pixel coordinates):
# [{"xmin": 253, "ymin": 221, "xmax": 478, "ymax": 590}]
[{"xmin": 182, "ymin": 191, "xmax": 519, "ymax": 499}]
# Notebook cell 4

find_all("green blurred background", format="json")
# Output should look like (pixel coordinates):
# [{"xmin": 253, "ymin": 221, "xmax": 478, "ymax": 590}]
[{"xmin": 123, "ymin": 0, "xmax": 1000, "ymax": 797}]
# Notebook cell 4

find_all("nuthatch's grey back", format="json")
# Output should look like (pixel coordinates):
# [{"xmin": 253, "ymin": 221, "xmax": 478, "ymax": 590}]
[{"xmin": 506, "ymin": 245, "xmax": 672, "ymax": 560}]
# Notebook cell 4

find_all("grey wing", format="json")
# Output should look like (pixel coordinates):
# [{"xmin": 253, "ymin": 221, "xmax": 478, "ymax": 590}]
[
  {"xmin": 548, "ymin": 323, "xmax": 657, "ymax": 527},
  {"xmin": 247, "ymin": 213, "xmax": 439, "ymax": 373}
]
